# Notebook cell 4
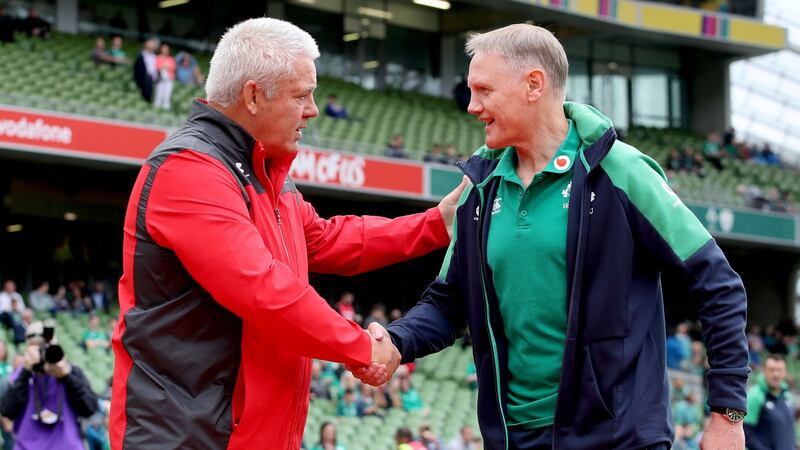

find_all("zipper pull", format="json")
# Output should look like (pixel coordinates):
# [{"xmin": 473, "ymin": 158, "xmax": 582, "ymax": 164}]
[{"xmin": 275, "ymin": 208, "xmax": 281, "ymax": 225}]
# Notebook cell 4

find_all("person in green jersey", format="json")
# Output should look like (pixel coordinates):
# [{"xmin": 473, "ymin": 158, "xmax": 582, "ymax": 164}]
[{"xmin": 357, "ymin": 23, "xmax": 749, "ymax": 450}]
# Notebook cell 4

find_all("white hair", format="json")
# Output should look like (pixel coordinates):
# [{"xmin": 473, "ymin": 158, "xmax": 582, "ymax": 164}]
[
  {"xmin": 466, "ymin": 24, "xmax": 569, "ymax": 101},
  {"xmin": 205, "ymin": 17, "xmax": 320, "ymax": 107}
]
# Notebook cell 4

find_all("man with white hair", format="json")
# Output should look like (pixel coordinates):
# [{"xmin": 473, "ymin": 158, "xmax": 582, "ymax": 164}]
[
  {"xmin": 110, "ymin": 17, "xmax": 466, "ymax": 449},
  {"xmin": 378, "ymin": 24, "xmax": 749, "ymax": 449}
]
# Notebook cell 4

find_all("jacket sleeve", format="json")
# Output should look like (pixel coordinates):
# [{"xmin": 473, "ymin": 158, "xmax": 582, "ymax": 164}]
[
  {"xmin": 0, "ymin": 369, "xmax": 31, "ymax": 420},
  {"xmin": 145, "ymin": 151, "xmax": 371, "ymax": 367},
  {"xmin": 300, "ymin": 194, "xmax": 450, "ymax": 276},
  {"xmin": 387, "ymin": 204, "xmax": 467, "ymax": 363},
  {"xmin": 601, "ymin": 145, "xmax": 749, "ymax": 412},
  {"xmin": 61, "ymin": 365, "xmax": 98, "ymax": 418}
]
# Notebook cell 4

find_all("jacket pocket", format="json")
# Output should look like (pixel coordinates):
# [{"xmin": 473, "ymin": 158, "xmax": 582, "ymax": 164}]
[{"xmin": 572, "ymin": 343, "xmax": 615, "ymax": 435}]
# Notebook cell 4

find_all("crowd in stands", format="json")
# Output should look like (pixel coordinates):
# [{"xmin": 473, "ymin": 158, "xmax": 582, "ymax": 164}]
[
  {"xmin": 665, "ymin": 128, "xmax": 782, "ymax": 177},
  {"xmin": 307, "ymin": 292, "xmax": 482, "ymax": 450},
  {"xmin": 0, "ymin": 6, "xmax": 50, "ymax": 43},
  {"xmin": 665, "ymin": 317, "xmax": 800, "ymax": 449},
  {"xmin": 0, "ymin": 279, "xmax": 115, "ymax": 449},
  {"xmin": 664, "ymin": 127, "xmax": 796, "ymax": 212}
]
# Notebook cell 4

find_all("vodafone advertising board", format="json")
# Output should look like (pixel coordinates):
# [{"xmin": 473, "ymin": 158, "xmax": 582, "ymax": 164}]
[
  {"xmin": 0, "ymin": 105, "xmax": 425, "ymax": 198},
  {"xmin": 0, "ymin": 106, "xmax": 168, "ymax": 163}
]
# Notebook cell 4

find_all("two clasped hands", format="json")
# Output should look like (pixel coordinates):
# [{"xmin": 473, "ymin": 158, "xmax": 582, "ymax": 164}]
[{"xmin": 348, "ymin": 323, "xmax": 401, "ymax": 386}]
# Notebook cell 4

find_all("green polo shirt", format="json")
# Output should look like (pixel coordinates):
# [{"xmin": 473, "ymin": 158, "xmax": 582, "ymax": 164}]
[{"xmin": 486, "ymin": 119, "xmax": 582, "ymax": 429}]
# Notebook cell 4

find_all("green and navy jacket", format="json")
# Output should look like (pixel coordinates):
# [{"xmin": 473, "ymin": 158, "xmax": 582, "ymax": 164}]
[
  {"xmin": 743, "ymin": 374, "xmax": 795, "ymax": 450},
  {"xmin": 387, "ymin": 102, "xmax": 749, "ymax": 450}
]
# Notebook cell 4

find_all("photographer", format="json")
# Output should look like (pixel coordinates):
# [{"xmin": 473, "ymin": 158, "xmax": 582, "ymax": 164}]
[{"xmin": 0, "ymin": 321, "xmax": 97, "ymax": 450}]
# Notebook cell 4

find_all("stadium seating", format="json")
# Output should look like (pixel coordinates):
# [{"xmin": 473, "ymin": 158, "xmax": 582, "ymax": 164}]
[
  {"xmin": 0, "ymin": 32, "xmax": 797, "ymax": 210},
  {"xmin": 304, "ymin": 343, "xmax": 480, "ymax": 449}
]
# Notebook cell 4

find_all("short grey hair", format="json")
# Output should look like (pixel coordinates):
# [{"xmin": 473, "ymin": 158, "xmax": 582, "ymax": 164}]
[
  {"xmin": 466, "ymin": 24, "xmax": 569, "ymax": 100},
  {"xmin": 205, "ymin": 17, "xmax": 320, "ymax": 107}
]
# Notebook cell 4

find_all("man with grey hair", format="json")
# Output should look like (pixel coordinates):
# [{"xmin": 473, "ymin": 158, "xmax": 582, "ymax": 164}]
[
  {"xmin": 371, "ymin": 23, "xmax": 749, "ymax": 449},
  {"xmin": 110, "ymin": 17, "xmax": 466, "ymax": 449}
]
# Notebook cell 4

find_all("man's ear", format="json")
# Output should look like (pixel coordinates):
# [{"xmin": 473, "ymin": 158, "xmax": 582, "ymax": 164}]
[
  {"xmin": 526, "ymin": 68, "xmax": 546, "ymax": 103},
  {"xmin": 242, "ymin": 80, "xmax": 260, "ymax": 115}
]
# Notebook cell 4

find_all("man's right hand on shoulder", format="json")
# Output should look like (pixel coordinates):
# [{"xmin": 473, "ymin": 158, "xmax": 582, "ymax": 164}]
[{"xmin": 348, "ymin": 322, "xmax": 400, "ymax": 386}]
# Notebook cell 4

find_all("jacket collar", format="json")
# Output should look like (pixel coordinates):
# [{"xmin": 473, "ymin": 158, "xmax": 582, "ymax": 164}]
[{"xmin": 186, "ymin": 99, "xmax": 258, "ymax": 163}]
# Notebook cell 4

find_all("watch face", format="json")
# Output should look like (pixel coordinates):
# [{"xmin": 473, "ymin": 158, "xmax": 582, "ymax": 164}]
[{"xmin": 727, "ymin": 409, "xmax": 746, "ymax": 422}]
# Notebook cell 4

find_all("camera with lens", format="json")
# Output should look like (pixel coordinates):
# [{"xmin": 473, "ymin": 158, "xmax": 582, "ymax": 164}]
[{"xmin": 31, "ymin": 322, "xmax": 64, "ymax": 374}]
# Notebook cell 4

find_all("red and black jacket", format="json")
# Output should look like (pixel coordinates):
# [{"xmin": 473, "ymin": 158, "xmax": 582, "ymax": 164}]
[{"xmin": 110, "ymin": 100, "xmax": 449, "ymax": 449}]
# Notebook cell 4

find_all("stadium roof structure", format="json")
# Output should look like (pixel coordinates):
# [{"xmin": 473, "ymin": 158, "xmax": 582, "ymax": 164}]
[
  {"xmin": 730, "ymin": 0, "xmax": 800, "ymax": 165},
  {"xmin": 452, "ymin": 0, "xmax": 786, "ymax": 58}
]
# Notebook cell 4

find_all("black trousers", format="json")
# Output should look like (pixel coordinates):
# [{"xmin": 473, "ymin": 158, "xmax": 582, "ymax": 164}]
[{"xmin": 507, "ymin": 426, "xmax": 670, "ymax": 450}]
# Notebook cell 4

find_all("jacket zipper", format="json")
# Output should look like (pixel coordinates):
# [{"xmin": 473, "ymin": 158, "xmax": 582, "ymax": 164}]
[
  {"xmin": 551, "ymin": 176, "xmax": 590, "ymax": 450},
  {"xmin": 460, "ymin": 166, "xmax": 510, "ymax": 450},
  {"xmin": 552, "ymin": 137, "xmax": 614, "ymax": 449},
  {"xmin": 274, "ymin": 208, "xmax": 292, "ymax": 268}
]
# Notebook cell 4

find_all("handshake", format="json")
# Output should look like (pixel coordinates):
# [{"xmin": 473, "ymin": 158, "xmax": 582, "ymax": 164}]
[{"xmin": 348, "ymin": 323, "xmax": 401, "ymax": 386}]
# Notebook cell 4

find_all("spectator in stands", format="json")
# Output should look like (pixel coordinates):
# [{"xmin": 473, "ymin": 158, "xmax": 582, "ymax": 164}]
[
  {"xmin": 385, "ymin": 134, "xmax": 409, "ymax": 159},
  {"xmin": 673, "ymin": 391, "xmax": 701, "ymax": 429},
  {"xmin": 441, "ymin": 144, "xmax": 460, "ymax": 165},
  {"xmin": 744, "ymin": 354, "xmax": 795, "ymax": 450},
  {"xmin": 90, "ymin": 281, "xmax": 111, "ymax": 313},
  {"xmin": 108, "ymin": 36, "xmax": 129, "ymax": 65},
  {"xmin": 68, "ymin": 281, "xmax": 92, "ymax": 312},
  {"xmin": 666, "ymin": 322, "xmax": 692, "ymax": 370},
  {"xmin": 336, "ymin": 388, "xmax": 359, "ymax": 417},
  {"xmin": 424, "ymin": 144, "xmax": 443, "ymax": 163},
  {"xmin": 690, "ymin": 151, "xmax": 707, "ymax": 178},
  {"xmin": 756, "ymin": 143, "xmax": 780, "ymax": 166},
  {"xmin": 91, "ymin": 37, "xmax": 115, "ymax": 65},
  {"xmin": 0, "ymin": 281, "xmax": 24, "ymax": 315},
  {"xmin": 389, "ymin": 308, "xmax": 403, "ymax": 323},
  {"xmin": 356, "ymin": 382, "xmax": 381, "ymax": 417},
  {"xmin": 324, "ymin": 94, "xmax": 350, "ymax": 120},
  {"xmin": 702, "ymin": 131, "xmax": 724, "ymax": 170},
  {"xmin": 686, "ymin": 341, "xmax": 707, "ymax": 376},
  {"xmin": 395, "ymin": 426, "xmax": 425, "ymax": 450},
  {"xmin": 665, "ymin": 148, "xmax": 685, "ymax": 172},
  {"xmin": 28, "ymin": 281, "xmax": 54, "ymax": 313},
  {"xmin": 133, "ymin": 38, "xmax": 159, "ymax": 102},
  {"xmin": 310, "ymin": 422, "xmax": 345, "ymax": 450},
  {"xmin": 175, "ymin": 50, "xmax": 203, "ymax": 86},
  {"xmin": 399, "ymin": 376, "xmax": 425, "ymax": 413},
  {"xmin": 446, "ymin": 426, "xmax": 477, "ymax": 450},
  {"xmin": 153, "ymin": 43, "xmax": 176, "ymax": 110},
  {"xmin": 747, "ymin": 325, "xmax": 764, "ymax": 368},
  {"xmin": 418, "ymin": 424, "xmax": 443, "ymax": 450},
  {"xmin": 375, "ymin": 23, "xmax": 750, "ymax": 450},
  {"xmin": 418, "ymin": 424, "xmax": 444, "ymax": 450},
  {"xmin": 737, "ymin": 184, "xmax": 769, "ymax": 210},
  {"xmin": 335, "ymin": 291, "xmax": 358, "ymax": 322},
  {"xmin": 363, "ymin": 303, "xmax": 388, "ymax": 329},
  {"xmin": 465, "ymin": 362, "xmax": 477, "ymax": 390},
  {"xmin": 19, "ymin": 7, "xmax": 49, "ymax": 39},
  {"xmin": 0, "ymin": 5, "xmax": 16, "ymax": 44},
  {"xmin": 310, "ymin": 360, "xmax": 332, "ymax": 400},
  {"xmin": 82, "ymin": 315, "xmax": 110, "ymax": 351},
  {"xmin": 0, "ymin": 321, "xmax": 97, "ymax": 450},
  {"xmin": 0, "ymin": 342, "xmax": 11, "ymax": 380},
  {"xmin": 0, "ymin": 281, "xmax": 25, "ymax": 341},
  {"xmin": 52, "ymin": 285, "xmax": 70, "ymax": 312}
]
